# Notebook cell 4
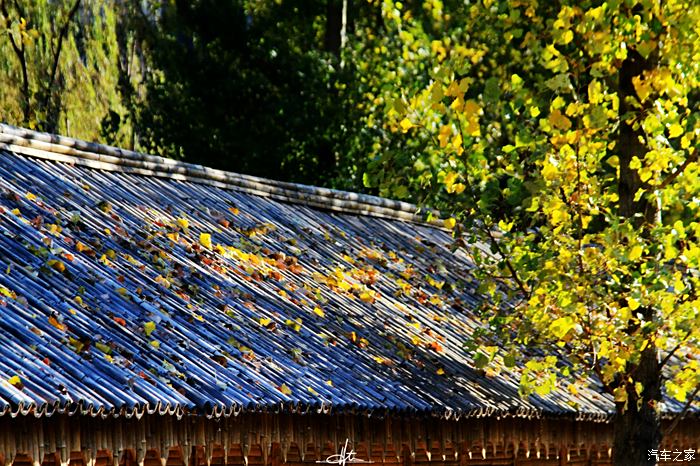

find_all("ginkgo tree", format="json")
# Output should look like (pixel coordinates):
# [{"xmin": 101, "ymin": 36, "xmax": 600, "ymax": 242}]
[{"xmin": 370, "ymin": 0, "xmax": 700, "ymax": 462}]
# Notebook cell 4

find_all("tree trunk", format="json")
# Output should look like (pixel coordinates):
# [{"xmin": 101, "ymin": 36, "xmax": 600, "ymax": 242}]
[
  {"xmin": 612, "ymin": 344, "xmax": 662, "ymax": 465},
  {"xmin": 613, "ymin": 48, "xmax": 663, "ymax": 465}
]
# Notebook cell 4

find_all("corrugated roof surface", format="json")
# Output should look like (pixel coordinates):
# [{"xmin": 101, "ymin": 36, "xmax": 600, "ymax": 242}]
[{"xmin": 0, "ymin": 138, "xmax": 621, "ymax": 420}]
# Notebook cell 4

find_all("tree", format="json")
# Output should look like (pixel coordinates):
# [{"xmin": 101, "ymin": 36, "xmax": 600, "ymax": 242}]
[
  {"xmin": 135, "ymin": 0, "xmax": 362, "ymax": 186},
  {"xmin": 0, "ymin": 0, "xmax": 136, "ymax": 143},
  {"xmin": 366, "ymin": 0, "xmax": 700, "ymax": 462}
]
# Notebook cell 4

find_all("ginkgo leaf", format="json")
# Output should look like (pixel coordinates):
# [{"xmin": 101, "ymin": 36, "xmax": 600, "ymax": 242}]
[
  {"xmin": 8, "ymin": 375, "xmax": 23, "ymax": 389},
  {"xmin": 177, "ymin": 217, "xmax": 190, "ymax": 229},
  {"xmin": 399, "ymin": 118, "xmax": 414, "ymax": 133},
  {"xmin": 313, "ymin": 306, "xmax": 325, "ymax": 318},
  {"xmin": 48, "ymin": 315, "xmax": 67, "ymax": 331},
  {"xmin": 278, "ymin": 383, "xmax": 292, "ymax": 395},
  {"xmin": 259, "ymin": 317, "xmax": 272, "ymax": 326},
  {"xmin": 669, "ymin": 123, "xmax": 683, "ymax": 138},
  {"xmin": 46, "ymin": 259, "xmax": 66, "ymax": 273},
  {"xmin": 200, "ymin": 233, "xmax": 213, "ymax": 249},
  {"xmin": 95, "ymin": 342, "xmax": 111, "ymax": 354},
  {"xmin": 307, "ymin": 386, "xmax": 319, "ymax": 395},
  {"xmin": 144, "ymin": 321, "xmax": 156, "ymax": 336}
]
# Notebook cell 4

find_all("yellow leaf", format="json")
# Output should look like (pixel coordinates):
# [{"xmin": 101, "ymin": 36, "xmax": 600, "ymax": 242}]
[
  {"xmin": 436, "ymin": 367, "xmax": 445, "ymax": 376},
  {"xmin": 628, "ymin": 245, "xmax": 643, "ymax": 261},
  {"xmin": 11, "ymin": 208, "xmax": 20, "ymax": 216},
  {"xmin": 199, "ymin": 233, "xmax": 212, "ymax": 249},
  {"xmin": 325, "ymin": 380, "xmax": 333, "ymax": 387},
  {"xmin": 307, "ymin": 386, "xmax": 319, "ymax": 396},
  {"xmin": 438, "ymin": 125, "xmax": 451, "ymax": 148},
  {"xmin": 444, "ymin": 218, "xmax": 456, "ymax": 229},
  {"xmin": 313, "ymin": 306, "xmax": 325, "ymax": 318},
  {"xmin": 48, "ymin": 315, "xmax": 66, "ymax": 331},
  {"xmin": 669, "ymin": 123, "xmax": 683, "ymax": 138},
  {"xmin": 359, "ymin": 291, "xmax": 375, "ymax": 303},
  {"xmin": 464, "ymin": 100, "xmax": 481, "ymax": 115},
  {"xmin": 116, "ymin": 287, "xmax": 128, "ymax": 296},
  {"xmin": 0, "ymin": 286, "xmax": 15, "ymax": 299},
  {"xmin": 8, "ymin": 375, "xmax": 21, "ymax": 387},
  {"xmin": 285, "ymin": 318, "xmax": 302, "ymax": 331},
  {"xmin": 278, "ymin": 383, "xmax": 292, "ymax": 395},
  {"xmin": 46, "ymin": 260, "xmax": 66, "ymax": 273},
  {"xmin": 259, "ymin": 317, "xmax": 272, "ymax": 326},
  {"xmin": 144, "ymin": 321, "xmax": 156, "ymax": 336},
  {"xmin": 632, "ymin": 76, "xmax": 652, "ymax": 102},
  {"xmin": 25, "ymin": 192, "xmax": 37, "ymax": 201},
  {"xmin": 95, "ymin": 342, "xmax": 111, "ymax": 354},
  {"xmin": 681, "ymin": 135, "xmax": 691, "ymax": 149},
  {"xmin": 75, "ymin": 242, "xmax": 90, "ymax": 253},
  {"xmin": 177, "ymin": 217, "xmax": 190, "ymax": 229},
  {"xmin": 150, "ymin": 340, "xmax": 160, "ymax": 349},
  {"xmin": 627, "ymin": 297, "xmax": 640, "ymax": 311},
  {"xmin": 399, "ymin": 118, "xmax": 414, "ymax": 133},
  {"xmin": 549, "ymin": 109, "xmax": 572, "ymax": 131}
]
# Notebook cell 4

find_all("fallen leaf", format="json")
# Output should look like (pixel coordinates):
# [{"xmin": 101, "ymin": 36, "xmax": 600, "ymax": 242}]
[
  {"xmin": 144, "ymin": 321, "xmax": 156, "ymax": 336},
  {"xmin": 200, "ymin": 233, "xmax": 212, "ymax": 249},
  {"xmin": 278, "ymin": 383, "xmax": 292, "ymax": 395},
  {"xmin": 48, "ymin": 315, "xmax": 67, "ymax": 332}
]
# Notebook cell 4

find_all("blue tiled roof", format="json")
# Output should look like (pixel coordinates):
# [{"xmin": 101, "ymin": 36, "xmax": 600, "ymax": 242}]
[{"xmin": 0, "ymin": 131, "xmax": 620, "ymax": 420}]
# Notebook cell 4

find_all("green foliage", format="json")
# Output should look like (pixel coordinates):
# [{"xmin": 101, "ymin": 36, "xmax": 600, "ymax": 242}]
[
  {"xmin": 135, "ymin": 0, "xmax": 357, "ymax": 186},
  {"xmin": 0, "ymin": 0, "xmax": 139, "ymax": 144},
  {"xmin": 369, "ymin": 0, "xmax": 700, "ymax": 450}
]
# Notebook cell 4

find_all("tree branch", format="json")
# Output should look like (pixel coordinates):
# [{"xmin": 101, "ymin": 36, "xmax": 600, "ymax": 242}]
[
  {"xmin": 658, "ymin": 152, "xmax": 698, "ymax": 190},
  {"xmin": 664, "ymin": 384, "xmax": 700, "ymax": 437},
  {"xmin": 43, "ymin": 0, "xmax": 81, "ymax": 128},
  {"xmin": 1, "ymin": 0, "xmax": 30, "ymax": 122},
  {"xmin": 659, "ymin": 330, "xmax": 692, "ymax": 371}
]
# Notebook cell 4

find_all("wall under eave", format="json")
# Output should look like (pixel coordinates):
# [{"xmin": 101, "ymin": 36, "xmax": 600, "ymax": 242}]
[{"xmin": 0, "ymin": 413, "xmax": 698, "ymax": 466}]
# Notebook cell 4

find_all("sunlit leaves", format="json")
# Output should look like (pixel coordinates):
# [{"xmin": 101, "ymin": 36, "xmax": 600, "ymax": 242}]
[{"xmin": 372, "ymin": 0, "xmax": 700, "ymax": 418}]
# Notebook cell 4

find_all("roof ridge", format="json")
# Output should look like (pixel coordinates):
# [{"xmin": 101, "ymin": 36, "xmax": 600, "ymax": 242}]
[{"xmin": 0, "ymin": 123, "xmax": 442, "ymax": 226}]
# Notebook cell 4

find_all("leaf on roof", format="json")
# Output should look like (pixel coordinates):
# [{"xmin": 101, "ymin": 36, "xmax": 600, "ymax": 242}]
[
  {"xmin": 95, "ymin": 342, "xmax": 111, "ymax": 354},
  {"xmin": 278, "ymin": 383, "xmax": 292, "ymax": 395},
  {"xmin": 313, "ymin": 306, "xmax": 325, "ymax": 318},
  {"xmin": 285, "ymin": 318, "xmax": 302, "ymax": 332},
  {"xmin": 200, "ymin": 233, "xmax": 212, "ymax": 249},
  {"xmin": 96, "ymin": 200, "xmax": 112, "ymax": 213},
  {"xmin": 48, "ymin": 315, "xmax": 66, "ymax": 332},
  {"xmin": 8, "ymin": 375, "xmax": 23, "ymax": 390},
  {"xmin": 0, "ymin": 286, "xmax": 16, "ymax": 299},
  {"xmin": 177, "ymin": 217, "xmax": 190, "ymax": 229},
  {"xmin": 75, "ymin": 241, "xmax": 91, "ymax": 253},
  {"xmin": 46, "ymin": 259, "xmax": 66, "ymax": 273},
  {"xmin": 144, "ymin": 321, "xmax": 156, "ymax": 336},
  {"xmin": 259, "ymin": 317, "xmax": 272, "ymax": 326}
]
